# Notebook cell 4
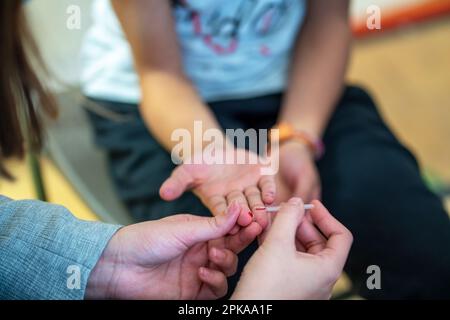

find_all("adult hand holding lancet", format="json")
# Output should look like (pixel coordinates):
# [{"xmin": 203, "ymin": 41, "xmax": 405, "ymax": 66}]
[{"xmin": 232, "ymin": 198, "xmax": 353, "ymax": 300}]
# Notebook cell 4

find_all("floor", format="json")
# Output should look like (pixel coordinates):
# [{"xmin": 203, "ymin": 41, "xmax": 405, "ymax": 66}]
[
  {"xmin": 0, "ymin": 157, "xmax": 97, "ymax": 221},
  {"xmin": 1, "ymin": 15, "xmax": 450, "ymax": 298},
  {"xmin": 348, "ymin": 18, "xmax": 450, "ymax": 183}
]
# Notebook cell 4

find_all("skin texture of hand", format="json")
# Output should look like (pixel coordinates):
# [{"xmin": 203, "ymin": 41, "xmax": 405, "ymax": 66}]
[
  {"xmin": 277, "ymin": 141, "xmax": 321, "ymax": 204},
  {"xmin": 85, "ymin": 202, "xmax": 259, "ymax": 300},
  {"xmin": 232, "ymin": 198, "xmax": 353, "ymax": 300},
  {"xmin": 160, "ymin": 148, "xmax": 276, "ymax": 233}
]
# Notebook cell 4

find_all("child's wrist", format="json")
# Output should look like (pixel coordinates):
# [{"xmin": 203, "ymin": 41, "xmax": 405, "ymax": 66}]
[{"xmin": 272, "ymin": 122, "xmax": 325, "ymax": 160}]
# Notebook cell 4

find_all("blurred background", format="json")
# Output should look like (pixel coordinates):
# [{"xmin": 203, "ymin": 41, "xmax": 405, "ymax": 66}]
[
  {"xmin": 1, "ymin": 0, "xmax": 449, "ymax": 298},
  {"xmin": 4, "ymin": 0, "xmax": 449, "ymax": 215}
]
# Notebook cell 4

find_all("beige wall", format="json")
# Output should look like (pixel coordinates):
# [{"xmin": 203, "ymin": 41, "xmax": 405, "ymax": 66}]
[{"xmin": 25, "ymin": 0, "xmax": 93, "ymax": 87}]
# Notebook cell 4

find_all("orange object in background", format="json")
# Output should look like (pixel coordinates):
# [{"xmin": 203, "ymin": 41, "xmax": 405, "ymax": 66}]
[{"xmin": 352, "ymin": 0, "xmax": 450, "ymax": 38}]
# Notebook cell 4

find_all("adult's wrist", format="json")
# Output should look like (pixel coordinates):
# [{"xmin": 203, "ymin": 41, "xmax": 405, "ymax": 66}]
[{"xmin": 85, "ymin": 230, "xmax": 123, "ymax": 299}]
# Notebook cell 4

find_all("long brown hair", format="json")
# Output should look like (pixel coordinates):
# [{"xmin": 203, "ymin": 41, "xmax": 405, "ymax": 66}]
[{"xmin": 0, "ymin": 0, "xmax": 57, "ymax": 179}]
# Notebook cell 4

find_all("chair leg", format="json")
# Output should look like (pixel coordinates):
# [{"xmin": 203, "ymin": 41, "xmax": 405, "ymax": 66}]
[{"xmin": 28, "ymin": 153, "xmax": 47, "ymax": 202}]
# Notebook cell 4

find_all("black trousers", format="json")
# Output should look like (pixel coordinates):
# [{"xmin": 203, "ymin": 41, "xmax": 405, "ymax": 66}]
[{"xmin": 85, "ymin": 86, "xmax": 450, "ymax": 299}]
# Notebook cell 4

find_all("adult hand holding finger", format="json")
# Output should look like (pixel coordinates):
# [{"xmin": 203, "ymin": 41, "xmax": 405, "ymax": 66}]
[{"xmin": 86, "ymin": 203, "xmax": 246, "ymax": 300}]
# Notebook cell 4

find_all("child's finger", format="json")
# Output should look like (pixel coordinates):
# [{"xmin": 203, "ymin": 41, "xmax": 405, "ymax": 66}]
[
  {"xmin": 159, "ymin": 165, "xmax": 194, "ymax": 201},
  {"xmin": 226, "ymin": 190, "xmax": 253, "ymax": 227},
  {"xmin": 294, "ymin": 174, "xmax": 315, "ymax": 203},
  {"xmin": 259, "ymin": 175, "xmax": 276, "ymax": 204},
  {"xmin": 206, "ymin": 195, "xmax": 229, "ymax": 217},
  {"xmin": 244, "ymin": 186, "xmax": 269, "ymax": 229},
  {"xmin": 257, "ymin": 211, "xmax": 275, "ymax": 245}
]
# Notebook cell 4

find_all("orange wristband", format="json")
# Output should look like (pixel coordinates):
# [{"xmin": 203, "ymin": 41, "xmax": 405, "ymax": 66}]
[{"xmin": 271, "ymin": 123, "xmax": 325, "ymax": 160}]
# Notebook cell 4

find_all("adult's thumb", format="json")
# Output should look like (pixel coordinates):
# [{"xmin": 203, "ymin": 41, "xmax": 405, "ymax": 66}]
[
  {"xmin": 264, "ymin": 198, "xmax": 306, "ymax": 249},
  {"xmin": 182, "ymin": 202, "xmax": 240, "ymax": 246}
]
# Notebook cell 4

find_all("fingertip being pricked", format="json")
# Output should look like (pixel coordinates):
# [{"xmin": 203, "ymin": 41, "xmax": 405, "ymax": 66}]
[
  {"xmin": 254, "ymin": 210, "xmax": 269, "ymax": 230},
  {"xmin": 237, "ymin": 206, "xmax": 253, "ymax": 227}
]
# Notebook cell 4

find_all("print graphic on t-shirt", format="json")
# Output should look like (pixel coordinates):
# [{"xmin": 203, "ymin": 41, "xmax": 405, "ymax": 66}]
[
  {"xmin": 81, "ymin": 0, "xmax": 305, "ymax": 102},
  {"xmin": 174, "ymin": 0, "xmax": 295, "ymax": 55}
]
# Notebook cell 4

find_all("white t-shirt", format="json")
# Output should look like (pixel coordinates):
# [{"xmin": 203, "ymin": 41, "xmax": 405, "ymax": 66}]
[{"xmin": 80, "ymin": 0, "xmax": 306, "ymax": 103}]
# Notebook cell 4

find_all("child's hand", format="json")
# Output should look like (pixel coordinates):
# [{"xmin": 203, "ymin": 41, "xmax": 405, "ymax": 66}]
[
  {"xmin": 278, "ymin": 141, "xmax": 321, "ymax": 203},
  {"xmin": 160, "ymin": 148, "xmax": 275, "ymax": 233},
  {"xmin": 231, "ymin": 198, "xmax": 353, "ymax": 300}
]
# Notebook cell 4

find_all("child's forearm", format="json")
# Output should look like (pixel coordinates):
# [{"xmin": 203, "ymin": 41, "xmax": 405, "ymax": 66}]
[
  {"xmin": 111, "ymin": 0, "xmax": 226, "ymax": 158},
  {"xmin": 139, "ymin": 72, "xmax": 226, "ymax": 156},
  {"xmin": 279, "ymin": 0, "xmax": 351, "ymax": 138}
]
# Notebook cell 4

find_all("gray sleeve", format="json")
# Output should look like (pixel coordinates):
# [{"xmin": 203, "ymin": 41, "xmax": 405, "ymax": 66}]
[{"xmin": 0, "ymin": 195, "xmax": 122, "ymax": 300}]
